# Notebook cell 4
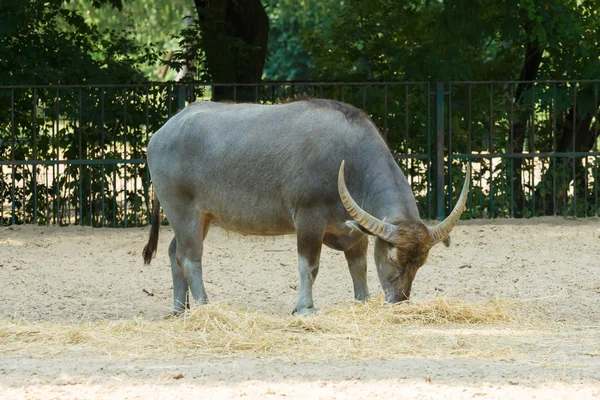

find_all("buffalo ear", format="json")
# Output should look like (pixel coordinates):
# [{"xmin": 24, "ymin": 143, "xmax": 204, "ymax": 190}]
[{"xmin": 345, "ymin": 220, "xmax": 373, "ymax": 235}]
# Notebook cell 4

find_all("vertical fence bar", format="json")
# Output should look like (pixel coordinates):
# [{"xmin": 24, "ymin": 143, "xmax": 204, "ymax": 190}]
[
  {"xmin": 552, "ymin": 83, "xmax": 557, "ymax": 215},
  {"xmin": 45, "ymin": 151, "xmax": 49, "ymax": 225},
  {"xmin": 427, "ymin": 83, "xmax": 431, "ymax": 220},
  {"xmin": 362, "ymin": 86, "xmax": 366, "ymax": 111},
  {"xmin": 584, "ymin": 83, "xmax": 589, "ymax": 217},
  {"xmin": 67, "ymin": 164, "xmax": 71, "ymax": 224},
  {"xmin": 510, "ymin": 84, "xmax": 514, "ymax": 217},
  {"xmin": 51, "ymin": 90, "xmax": 56, "ymax": 224},
  {"xmin": 133, "ymin": 89, "xmax": 139, "ymax": 228},
  {"xmin": 448, "ymin": 83, "xmax": 453, "ymax": 211},
  {"xmin": 585, "ymin": 147, "xmax": 589, "ymax": 217},
  {"xmin": 383, "ymin": 85, "xmax": 388, "ymax": 143},
  {"xmin": 500, "ymin": 85, "xmax": 506, "ymax": 217},
  {"xmin": 112, "ymin": 97, "xmax": 117, "ymax": 229},
  {"xmin": 168, "ymin": 86, "xmax": 172, "ymax": 118},
  {"xmin": 540, "ymin": 85, "xmax": 546, "ymax": 216},
  {"xmin": 436, "ymin": 82, "xmax": 444, "ymax": 220},
  {"xmin": 405, "ymin": 85, "xmax": 409, "ymax": 174},
  {"xmin": 572, "ymin": 84, "xmax": 577, "ymax": 217},
  {"xmin": 561, "ymin": 85, "xmax": 567, "ymax": 216},
  {"xmin": 101, "ymin": 88, "xmax": 105, "ymax": 227},
  {"xmin": 33, "ymin": 88, "xmax": 37, "ymax": 224},
  {"xmin": 11, "ymin": 89, "xmax": 15, "ymax": 225},
  {"xmin": 89, "ymin": 92, "xmax": 93, "ymax": 226},
  {"xmin": 55, "ymin": 89, "xmax": 60, "ymax": 225},
  {"xmin": 89, "ymin": 164, "xmax": 93, "ymax": 226},
  {"xmin": 595, "ymin": 83, "xmax": 598, "ymax": 216},
  {"xmin": 468, "ymin": 84, "xmax": 473, "ymax": 218},
  {"xmin": 489, "ymin": 83, "xmax": 494, "ymax": 217},
  {"xmin": 145, "ymin": 86, "xmax": 151, "ymax": 225},
  {"xmin": 123, "ymin": 87, "xmax": 128, "ymax": 228},
  {"xmin": 46, "ymin": 89, "xmax": 58, "ymax": 225},
  {"xmin": 531, "ymin": 84, "xmax": 535, "ymax": 217},
  {"xmin": 178, "ymin": 85, "xmax": 186, "ymax": 111},
  {"xmin": 479, "ymin": 84, "xmax": 483, "ymax": 216},
  {"xmin": 78, "ymin": 88, "xmax": 83, "ymax": 225},
  {"xmin": 22, "ymin": 163, "xmax": 24, "ymax": 221}
]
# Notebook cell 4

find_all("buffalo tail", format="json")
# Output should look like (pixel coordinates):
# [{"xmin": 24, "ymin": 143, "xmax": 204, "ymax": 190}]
[{"xmin": 143, "ymin": 192, "xmax": 161, "ymax": 264}]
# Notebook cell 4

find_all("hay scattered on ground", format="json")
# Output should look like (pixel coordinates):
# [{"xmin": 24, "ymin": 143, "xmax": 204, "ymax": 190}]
[{"xmin": 0, "ymin": 297, "xmax": 547, "ymax": 361}]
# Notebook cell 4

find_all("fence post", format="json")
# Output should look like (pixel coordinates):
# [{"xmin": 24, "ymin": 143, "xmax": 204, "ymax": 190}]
[
  {"xmin": 436, "ymin": 82, "xmax": 445, "ymax": 220},
  {"xmin": 177, "ymin": 85, "xmax": 186, "ymax": 111}
]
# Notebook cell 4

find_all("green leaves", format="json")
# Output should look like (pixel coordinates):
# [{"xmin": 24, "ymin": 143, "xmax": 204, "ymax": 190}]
[
  {"xmin": 0, "ymin": 0, "xmax": 154, "ymax": 86},
  {"xmin": 305, "ymin": 0, "xmax": 600, "ymax": 84},
  {"xmin": 262, "ymin": 0, "xmax": 338, "ymax": 81}
]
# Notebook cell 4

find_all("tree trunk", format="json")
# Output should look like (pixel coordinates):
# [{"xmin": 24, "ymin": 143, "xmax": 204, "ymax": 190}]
[
  {"xmin": 194, "ymin": 0, "xmax": 269, "ymax": 102},
  {"xmin": 176, "ymin": 13, "xmax": 195, "ymax": 82},
  {"xmin": 510, "ymin": 38, "xmax": 543, "ymax": 217}
]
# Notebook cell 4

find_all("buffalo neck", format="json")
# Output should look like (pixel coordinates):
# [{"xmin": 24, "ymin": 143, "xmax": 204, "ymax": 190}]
[{"xmin": 358, "ymin": 157, "xmax": 421, "ymax": 224}]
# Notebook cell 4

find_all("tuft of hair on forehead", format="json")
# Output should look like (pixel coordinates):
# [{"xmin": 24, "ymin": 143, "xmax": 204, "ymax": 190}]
[{"xmin": 393, "ymin": 219, "xmax": 433, "ymax": 265}]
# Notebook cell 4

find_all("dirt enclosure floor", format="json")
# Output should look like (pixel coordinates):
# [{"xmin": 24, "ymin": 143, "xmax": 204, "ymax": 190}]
[{"xmin": 1, "ymin": 218, "xmax": 599, "ymax": 399}]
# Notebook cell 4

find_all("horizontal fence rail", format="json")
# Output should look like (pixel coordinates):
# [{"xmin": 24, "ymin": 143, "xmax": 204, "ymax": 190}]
[{"xmin": 1, "ymin": 81, "xmax": 599, "ymax": 227}]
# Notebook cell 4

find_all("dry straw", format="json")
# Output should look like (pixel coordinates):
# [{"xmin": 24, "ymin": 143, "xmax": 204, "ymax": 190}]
[{"xmin": 0, "ymin": 297, "xmax": 540, "ymax": 361}]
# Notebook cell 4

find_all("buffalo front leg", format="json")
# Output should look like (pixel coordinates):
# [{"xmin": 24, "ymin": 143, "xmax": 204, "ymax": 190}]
[
  {"xmin": 293, "ymin": 217, "xmax": 325, "ymax": 316},
  {"xmin": 344, "ymin": 236, "xmax": 369, "ymax": 301},
  {"xmin": 168, "ymin": 237, "xmax": 189, "ymax": 314}
]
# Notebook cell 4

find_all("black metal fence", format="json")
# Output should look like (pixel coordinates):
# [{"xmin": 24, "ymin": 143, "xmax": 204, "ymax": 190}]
[{"xmin": 1, "ymin": 81, "xmax": 599, "ymax": 227}]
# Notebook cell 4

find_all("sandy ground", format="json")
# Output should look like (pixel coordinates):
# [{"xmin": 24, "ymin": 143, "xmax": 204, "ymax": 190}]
[{"xmin": 1, "ymin": 218, "xmax": 600, "ymax": 399}]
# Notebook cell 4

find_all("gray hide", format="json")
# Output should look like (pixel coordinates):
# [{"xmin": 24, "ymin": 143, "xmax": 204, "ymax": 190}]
[{"xmin": 143, "ymin": 99, "xmax": 469, "ymax": 315}]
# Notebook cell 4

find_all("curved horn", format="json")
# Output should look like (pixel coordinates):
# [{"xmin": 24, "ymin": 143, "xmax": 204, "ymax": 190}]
[
  {"xmin": 429, "ymin": 163, "xmax": 471, "ymax": 245},
  {"xmin": 338, "ymin": 160, "xmax": 398, "ymax": 242}
]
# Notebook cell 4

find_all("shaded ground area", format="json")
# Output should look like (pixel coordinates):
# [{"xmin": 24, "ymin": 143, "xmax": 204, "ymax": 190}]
[{"xmin": 1, "ymin": 218, "xmax": 599, "ymax": 398}]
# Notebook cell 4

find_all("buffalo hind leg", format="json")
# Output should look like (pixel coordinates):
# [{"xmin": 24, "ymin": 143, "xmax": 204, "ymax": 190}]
[
  {"xmin": 293, "ymin": 215, "xmax": 325, "ymax": 316},
  {"xmin": 344, "ymin": 236, "xmax": 369, "ymax": 301},
  {"xmin": 169, "ymin": 218, "xmax": 212, "ymax": 314},
  {"xmin": 168, "ymin": 237, "xmax": 189, "ymax": 314},
  {"xmin": 168, "ymin": 209, "xmax": 208, "ymax": 307}
]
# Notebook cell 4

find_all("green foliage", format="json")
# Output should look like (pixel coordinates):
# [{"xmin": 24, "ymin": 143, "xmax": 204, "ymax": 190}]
[
  {"xmin": 0, "ymin": 0, "xmax": 154, "ymax": 85},
  {"xmin": 262, "ymin": 0, "xmax": 338, "ymax": 81},
  {"xmin": 306, "ymin": 0, "xmax": 600, "ymax": 82},
  {"xmin": 66, "ymin": 0, "xmax": 192, "ymax": 80}
]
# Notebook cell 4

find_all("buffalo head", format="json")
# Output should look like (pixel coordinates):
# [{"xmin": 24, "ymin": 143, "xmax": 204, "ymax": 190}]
[{"xmin": 338, "ymin": 160, "xmax": 470, "ymax": 302}]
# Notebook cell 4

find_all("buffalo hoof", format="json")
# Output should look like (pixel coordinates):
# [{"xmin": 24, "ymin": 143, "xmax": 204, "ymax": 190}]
[{"xmin": 292, "ymin": 307, "xmax": 317, "ymax": 317}]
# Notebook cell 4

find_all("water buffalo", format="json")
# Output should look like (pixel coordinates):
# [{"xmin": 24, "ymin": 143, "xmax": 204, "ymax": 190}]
[{"xmin": 142, "ymin": 99, "xmax": 469, "ymax": 315}]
